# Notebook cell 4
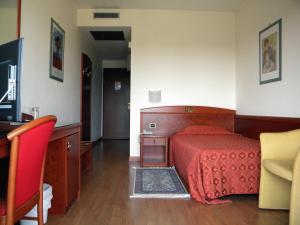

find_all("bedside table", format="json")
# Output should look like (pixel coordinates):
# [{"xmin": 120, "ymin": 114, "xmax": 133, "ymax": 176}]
[{"xmin": 140, "ymin": 135, "xmax": 168, "ymax": 167}]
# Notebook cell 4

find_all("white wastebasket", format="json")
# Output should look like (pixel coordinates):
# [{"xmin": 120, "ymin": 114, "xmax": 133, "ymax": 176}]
[{"xmin": 20, "ymin": 183, "xmax": 53, "ymax": 225}]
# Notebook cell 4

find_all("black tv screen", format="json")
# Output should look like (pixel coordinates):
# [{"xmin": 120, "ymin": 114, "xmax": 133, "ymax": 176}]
[{"xmin": 0, "ymin": 39, "xmax": 23, "ymax": 122}]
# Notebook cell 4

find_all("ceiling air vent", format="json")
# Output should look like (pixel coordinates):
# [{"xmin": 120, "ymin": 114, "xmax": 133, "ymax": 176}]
[
  {"xmin": 94, "ymin": 12, "xmax": 120, "ymax": 19},
  {"xmin": 90, "ymin": 31, "xmax": 125, "ymax": 41}
]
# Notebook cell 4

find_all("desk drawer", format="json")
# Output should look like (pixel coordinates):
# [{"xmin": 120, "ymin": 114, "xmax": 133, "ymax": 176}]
[{"xmin": 143, "ymin": 137, "xmax": 166, "ymax": 146}]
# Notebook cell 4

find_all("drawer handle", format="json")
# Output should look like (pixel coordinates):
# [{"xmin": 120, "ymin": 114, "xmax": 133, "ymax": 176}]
[
  {"xmin": 67, "ymin": 142, "xmax": 72, "ymax": 150},
  {"xmin": 154, "ymin": 139, "xmax": 156, "ymax": 144}
]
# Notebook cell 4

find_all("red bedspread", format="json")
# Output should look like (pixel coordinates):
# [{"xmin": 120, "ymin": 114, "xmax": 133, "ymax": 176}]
[{"xmin": 169, "ymin": 127, "xmax": 260, "ymax": 204}]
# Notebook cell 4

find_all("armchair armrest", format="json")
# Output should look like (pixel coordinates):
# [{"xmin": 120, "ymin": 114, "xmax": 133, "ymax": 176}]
[
  {"xmin": 260, "ymin": 129, "xmax": 300, "ymax": 160},
  {"xmin": 290, "ymin": 148, "xmax": 300, "ymax": 224},
  {"xmin": 293, "ymin": 148, "xmax": 300, "ymax": 179}
]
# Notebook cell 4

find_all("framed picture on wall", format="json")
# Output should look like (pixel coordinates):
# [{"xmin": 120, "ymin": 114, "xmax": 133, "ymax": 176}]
[
  {"xmin": 259, "ymin": 19, "xmax": 282, "ymax": 84},
  {"xmin": 49, "ymin": 18, "xmax": 65, "ymax": 82}
]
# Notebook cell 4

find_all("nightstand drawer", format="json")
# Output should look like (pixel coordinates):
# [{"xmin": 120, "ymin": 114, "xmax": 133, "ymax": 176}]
[
  {"xmin": 140, "ymin": 135, "xmax": 168, "ymax": 167},
  {"xmin": 143, "ymin": 137, "xmax": 166, "ymax": 146}
]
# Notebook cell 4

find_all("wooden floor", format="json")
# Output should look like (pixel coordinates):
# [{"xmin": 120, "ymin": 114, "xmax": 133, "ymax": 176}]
[{"xmin": 47, "ymin": 140, "xmax": 289, "ymax": 225}]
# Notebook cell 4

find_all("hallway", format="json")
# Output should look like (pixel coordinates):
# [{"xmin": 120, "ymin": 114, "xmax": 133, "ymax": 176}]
[{"xmin": 47, "ymin": 140, "xmax": 288, "ymax": 225}]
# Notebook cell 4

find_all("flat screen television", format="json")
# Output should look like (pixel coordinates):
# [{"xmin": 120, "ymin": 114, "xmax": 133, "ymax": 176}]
[{"xmin": 0, "ymin": 39, "xmax": 23, "ymax": 122}]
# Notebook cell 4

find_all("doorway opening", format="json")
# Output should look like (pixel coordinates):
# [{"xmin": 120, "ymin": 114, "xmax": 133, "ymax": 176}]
[
  {"xmin": 79, "ymin": 26, "xmax": 131, "ymax": 151},
  {"xmin": 93, "ymin": 27, "xmax": 131, "ymax": 141}
]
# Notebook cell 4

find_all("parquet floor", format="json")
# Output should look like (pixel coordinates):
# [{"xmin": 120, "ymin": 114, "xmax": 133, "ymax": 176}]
[{"xmin": 47, "ymin": 140, "xmax": 288, "ymax": 225}]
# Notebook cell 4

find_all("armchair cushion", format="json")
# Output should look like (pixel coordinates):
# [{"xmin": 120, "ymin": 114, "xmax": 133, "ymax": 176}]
[{"xmin": 263, "ymin": 159, "xmax": 293, "ymax": 182}]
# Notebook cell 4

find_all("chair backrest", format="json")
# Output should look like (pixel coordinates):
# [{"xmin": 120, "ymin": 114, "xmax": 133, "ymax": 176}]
[
  {"xmin": 260, "ymin": 129, "xmax": 300, "ymax": 160},
  {"xmin": 7, "ymin": 115, "xmax": 56, "ymax": 209}
]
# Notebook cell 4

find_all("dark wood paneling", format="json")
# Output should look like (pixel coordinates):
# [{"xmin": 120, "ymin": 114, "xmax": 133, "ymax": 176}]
[
  {"xmin": 140, "ymin": 106, "xmax": 236, "ymax": 136},
  {"xmin": 235, "ymin": 115, "xmax": 300, "ymax": 139},
  {"xmin": 141, "ymin": 106, "xmax": 235, "ymax": 114}
]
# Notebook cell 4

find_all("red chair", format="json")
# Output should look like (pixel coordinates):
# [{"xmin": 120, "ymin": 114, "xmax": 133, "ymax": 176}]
[{"xmin": 0, "ymin": 115, "xmax": 56, "ymax": 225}]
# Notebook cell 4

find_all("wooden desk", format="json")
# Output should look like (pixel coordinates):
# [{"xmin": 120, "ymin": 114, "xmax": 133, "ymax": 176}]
[
  {"xmin": 0, "ymin": 138, "xmax": 9, "ymax": 158},
  {"xmin": 45, "ymin": 123, "xmax": 81, "ymax": 214},
  {"xmin": 0, "ymin": 123, "xmax": 81, "ymax": 215}
]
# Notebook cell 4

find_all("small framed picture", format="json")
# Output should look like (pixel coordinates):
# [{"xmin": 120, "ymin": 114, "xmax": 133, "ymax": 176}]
[
  {"xmin": 49, "ymin": 18, "xmax": 65, "ymax": 82},
  {"xmin": 259, "ymin": 19, "xmax": 282, "ymax": 84},
  {"xmin": 114, "ymin": 81, "xmax": 122, "ymax": 91}
]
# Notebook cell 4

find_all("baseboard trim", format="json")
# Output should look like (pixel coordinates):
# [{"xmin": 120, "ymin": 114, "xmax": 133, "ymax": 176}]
[
  {"xmin": 129, "ymin": 156, "xmax": 140, "ymax": 162},
  {"xmin": 92, "ymin": 137, "xmax": 102, "ymax": 146}
]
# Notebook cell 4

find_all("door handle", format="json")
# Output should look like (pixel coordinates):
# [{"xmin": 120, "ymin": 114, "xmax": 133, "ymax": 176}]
[{"xmin": 67, "ymin": 142, "xmax": 72, "ymax": 151}]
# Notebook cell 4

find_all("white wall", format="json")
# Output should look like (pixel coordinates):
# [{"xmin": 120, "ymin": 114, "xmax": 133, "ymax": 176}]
[
  {"xmin": 78, "ymin": 9, "xmax": 236, "ymax": 156},
  {"xmin": 0, "ymin": 8, "xmax": 17, "ymax": 44},
  {"xmin": 236, "ymin": 0, "xmax": 300, "ymax": 117},
  {"xmin": 91, "ymin": 59, "xmax": 102, "ymax": 141},
  {"xmin": 20, "ymin": 0, "xmax": 102, "ymax": 139},
  {"xmin": 102, "ymin": 60, "xmax": 128, "ymax": 69},
  {"xmin": 21, "ymin": 0, "xmax": 81, "ymax": 125}
]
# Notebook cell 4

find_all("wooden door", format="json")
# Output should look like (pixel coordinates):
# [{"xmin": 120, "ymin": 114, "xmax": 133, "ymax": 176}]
[
  {"xmin": 103, "ymin": 68, "xmax": 130, "ymax": 139},
  {"xmin": 81, "ymin": 54, "xmax": 92, "ymax": 141},
  {"xmin": 66, "ymin": 133, "xmax": 80, "ymax": 207}
]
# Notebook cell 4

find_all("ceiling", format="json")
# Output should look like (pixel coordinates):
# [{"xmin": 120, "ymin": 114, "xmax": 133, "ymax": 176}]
[
  {"xmin": 75, "ymin": 0, "xmax": 245, "ymax": 12},
  {"xmin": 78, "ymin": 0, "xmax": 245, "ymax": 60},
  {"xmin": 80, "ymin": 27, "xmax": 131, "ymax": 60}
]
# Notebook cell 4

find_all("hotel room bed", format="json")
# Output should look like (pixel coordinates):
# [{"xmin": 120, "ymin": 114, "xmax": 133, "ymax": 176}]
[{"xmin": 169, "ymin": 125, "xmax": 261, "ymax": 204}]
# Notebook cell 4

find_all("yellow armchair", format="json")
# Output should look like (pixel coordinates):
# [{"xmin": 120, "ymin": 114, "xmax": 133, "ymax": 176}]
[{"xmin": 259, "ymin": 129, "xmax": 300, "ymax": 225}]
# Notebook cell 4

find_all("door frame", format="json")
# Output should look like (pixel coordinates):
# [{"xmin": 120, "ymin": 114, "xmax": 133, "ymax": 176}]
[{"xmin": 80, "ymin": 53, "xmax": 92, "ymax": 141}]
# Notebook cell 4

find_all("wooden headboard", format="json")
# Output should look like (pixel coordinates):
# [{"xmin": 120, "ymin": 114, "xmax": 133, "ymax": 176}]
[{"xmin": 140, "ymin": 106, "xmax": 236, "ymax": 136}]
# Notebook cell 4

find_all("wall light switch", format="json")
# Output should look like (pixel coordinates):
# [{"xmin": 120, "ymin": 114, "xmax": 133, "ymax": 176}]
[{"xmin": 149, "ymin": 123, "xmax": 157, "ymax": 129}]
